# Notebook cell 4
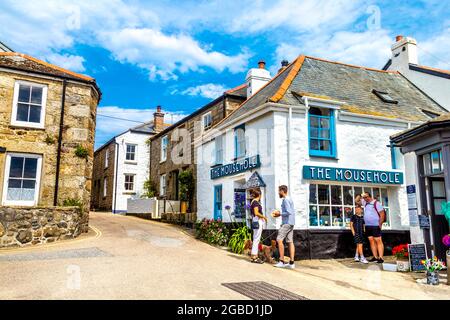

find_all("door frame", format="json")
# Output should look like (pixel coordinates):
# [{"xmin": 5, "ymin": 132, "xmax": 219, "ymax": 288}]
[{"xmin": 214, "ymin": 184, "xmax": 223, "ymax": 220}]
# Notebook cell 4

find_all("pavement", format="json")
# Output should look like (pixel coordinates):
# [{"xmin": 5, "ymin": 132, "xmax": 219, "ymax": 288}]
[{"xmin": 0, "ymin": 212, "xmax": 448, "ymax": 300}]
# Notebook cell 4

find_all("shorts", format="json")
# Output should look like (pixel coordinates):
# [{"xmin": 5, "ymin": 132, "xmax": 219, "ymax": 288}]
[
  {"xmin": 354, "ymin": 232, "xmax": 364, "ymax": 244},
  {"xmin": 365, "ymin": 226, "xmax": 382, "ymax": 238},
  {"xmin": 277, "ymin": 224, "xmax": 294, "ymax": 243}
]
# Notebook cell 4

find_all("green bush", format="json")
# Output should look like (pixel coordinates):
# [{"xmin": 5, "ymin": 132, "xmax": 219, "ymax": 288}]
[
  {"xmin": 179, "ymin": 169, "xmax": 194, "ymax": 202},
  {"xmin": 228, "ymin": 224, "xmax": 252, "ymax": 254},
  {"xmin": 142, "ymin": 179, "xmax": 157, "ymax": 198},
  {"xmin": 195, "ymin": 218, "xmax": 229, "ymax": 246},
  {"xmin": 62, "ymin": 198, "xmax": 83, "ymax": 210}
]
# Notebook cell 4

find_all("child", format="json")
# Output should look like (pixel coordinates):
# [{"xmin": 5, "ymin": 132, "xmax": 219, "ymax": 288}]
[{"xmin": 350, "ymin": 205, "xmax": 368, "ymax": 264}]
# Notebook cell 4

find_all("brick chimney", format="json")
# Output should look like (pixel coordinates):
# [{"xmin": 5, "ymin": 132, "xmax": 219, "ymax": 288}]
[
  {"xmin": 246, "ymin": 60, "xmax": 271, "ymax": 97},
  {"xmin": 153, "ymin": 105, "xmax": 165, "ymax": 132},
  {"xmin": 390, "ymin": 35, "xmax": 418, "ymax": 73}
]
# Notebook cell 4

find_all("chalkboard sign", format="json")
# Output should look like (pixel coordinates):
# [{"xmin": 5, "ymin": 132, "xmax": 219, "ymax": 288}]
[
  {"xmin": 408, "ymin": 243, "xmax": 428, "ymax": 272},
  {"xmin": 418, "ymin": 215, "xmax": 430, "ymax": 229}
]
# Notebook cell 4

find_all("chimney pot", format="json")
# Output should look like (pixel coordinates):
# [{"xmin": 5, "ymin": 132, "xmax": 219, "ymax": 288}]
[
  {"xmin": 258, "ymin": 60, "xmax": 266, "ymax": 69},
  {"xmin": 396, "ymin": 35, "xmax": 404, "ymax": 42},
  {"xmin": 281, "ymin": 60, "xmax": 289, "ymax": 67}
]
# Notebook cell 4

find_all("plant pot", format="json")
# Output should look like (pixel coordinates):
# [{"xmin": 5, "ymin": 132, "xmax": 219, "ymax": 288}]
[
  {"xmin": 447, "ymin": 251, "xmax": 450, "ymax": 285},
  {"xmin": 180, "ymin": 201, "xmax": 188, "ymax": 214},
  {"xmin": 396, "ymin": 258, "xmax": 410, "ymax": 272},
  {"xmin": 426, "ymin": 271, "xmax": 440, "ymax": 286}
]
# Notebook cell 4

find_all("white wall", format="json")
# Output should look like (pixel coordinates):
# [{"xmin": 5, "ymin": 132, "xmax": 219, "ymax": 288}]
[
  {"xmin": 197, "ymin": 107, "xmax": 412, "ymax": 231},
  {"xmin": 113, "ymin": 131, "xmax": 150, "ymax": 212}
]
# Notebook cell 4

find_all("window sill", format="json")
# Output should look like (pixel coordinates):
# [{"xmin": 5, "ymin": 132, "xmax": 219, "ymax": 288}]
[
  {"xmin": 309, "ymin": 154, "xmax": 338, "ymax": 160},
  {"xmin": 160, "ymin": 159, "xmax": 167, "ymax": 164},
  {"xmin": 123, "ymin": 192, "xmax": 136, "ymax": 195},
  {"xmin": 9, "ymin": 123, "xmax": 45, "ymax": 131},
  {"xmin": 124, "ymin": 161, "xmax": 138, "ymax": 165}
]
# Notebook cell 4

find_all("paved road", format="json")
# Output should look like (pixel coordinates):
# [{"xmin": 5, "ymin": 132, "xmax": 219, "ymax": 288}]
[{"xmin": 0, "ymin": 212, "xmax": 448, "ymax": 300}]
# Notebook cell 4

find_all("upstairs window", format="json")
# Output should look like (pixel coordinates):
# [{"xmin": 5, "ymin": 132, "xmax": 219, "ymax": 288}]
[
  {"xmin": 215, "ymin": 135, "xmax": 223, "ymax": 165},
  {"xmin": 372, "ymin": 89, "xmax": 398, "ymax": 104},
  {"xmin": 202, "ymin": 112, "xmax": 212, "ymax": 131},
  {"xmin": 125, "ymin": 144, "xmax": 137, "ymax": 162},
  {"xmin": 234, "ymin": 124, "xmax": 246, "ymax": 159},
  {"xmin": 160, "ymin": 174, "xmax": 167, "ymax": 196},
  {"xmin": 308, "ymin": 107, "xmax": 337, "ymax": 158},
  {"xmin": 12, "ymin": 81, "xmax": 47, "ymax": 128},
  {"xmin": 161, "ymin": 135, "xmax": 168, "ymax": 162},
  {"xmin": 105, "ymin": 150, "xmax": 109, "ymax": 168}
]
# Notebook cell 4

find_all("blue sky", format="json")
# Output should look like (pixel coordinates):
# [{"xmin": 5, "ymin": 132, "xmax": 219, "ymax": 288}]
[{"xmin": 1, "ymin": 0, "xmax": 449, "ymax": 149}]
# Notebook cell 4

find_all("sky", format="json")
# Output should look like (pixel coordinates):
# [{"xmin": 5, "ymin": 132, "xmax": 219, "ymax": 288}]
[{"xmin": 0, "ymin": 0, "xmax": 449, "ymax": 149}]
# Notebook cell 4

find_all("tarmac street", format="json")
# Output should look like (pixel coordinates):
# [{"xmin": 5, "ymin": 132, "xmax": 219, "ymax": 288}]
[{"xmin": 0, "ymin": 212, "xmax": 448, "ymax": 300}]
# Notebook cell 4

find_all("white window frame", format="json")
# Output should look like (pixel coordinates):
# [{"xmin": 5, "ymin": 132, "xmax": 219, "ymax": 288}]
[
  {"xmin": 11, "ymin": 81, "xmax": 48, "ymax": 129},
  {"xmin": 125, "ymin": 143, "xmax": 138, "ymax": 163},
  {"xmin": 160, "ymin": 174, "xmax": 166, "ymax": 196},
  {"xmin": 202, "ymin": 112, "xmax": 212, "ymax": 131},
  {"xmin": 161, "ymin": 135, "xmax": 168, "ymax": 162},
  {"xmin": 105, "ymin": 149, "xmax": 109, "ymax": 168},
  {"xmin": 2, "ymin": 153, "xmax": 42, "ymax": 206},
  {"xmin": 124, "ymin": 174, "xmax": 136, "ymax": 192},
  {"xmin": 103, "ymin": 177, "xmax": 108, "ymax": 197},
  {"xmin": 215, "ymin": 135, "xmax": 223, "ymax": 165}
]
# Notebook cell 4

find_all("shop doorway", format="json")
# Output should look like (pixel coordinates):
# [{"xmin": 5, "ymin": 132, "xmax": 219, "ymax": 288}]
[
  {"xmin": 429, "ymin": 178, "xmax": 449, "ymax": 260},
  {"xmin": 214, "ymin": 185, "xmax": 223, "ymax": 220}
]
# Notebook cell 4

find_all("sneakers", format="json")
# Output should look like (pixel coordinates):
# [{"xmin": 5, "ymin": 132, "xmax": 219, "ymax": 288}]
[
  {"xmin": 376, "ymin": 258, "xmax": 385, "ymax": 264},
  {"xmin": 354, "ymin": 256, "xmax": 360, "ymax": 262},
  {"xmin": 368, "ymin": 257, "xmax": 379, "ymax": 263},
  {"xmin": 360, "ymin": 257, "xmax": 369, "ymax": 264},
  {"xmin": 274, "ymin": 261, "xmax": 287, "ymax": 268},
  {"xmin": 286, "ymin": 263, "xmax": 295, "ymax": 269}
]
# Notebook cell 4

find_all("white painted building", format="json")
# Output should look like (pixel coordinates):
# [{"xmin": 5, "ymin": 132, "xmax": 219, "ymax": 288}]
[
  {"xmin": 383, "ymin": 35, "xmax": 450, "ymax": 111},
  {"xmin": 195, "ymin": 55, "xmax": 447, "ymax": 259}
]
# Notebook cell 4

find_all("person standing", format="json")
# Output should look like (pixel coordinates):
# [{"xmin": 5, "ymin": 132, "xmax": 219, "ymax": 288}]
[
  {"xmin": 355, "ymin": 192, "xmax": 386, "ymax": 263},
  {"xmin": 272, "ymin": 185, "xmax": 296, "ymax": 269},
  {"xmin": 250, "ymin": 189, "xmax": 267, "ymax": 264},
  {"xmin": 350, "ymin": 205, "xmax": 368, "ymax": 264}
]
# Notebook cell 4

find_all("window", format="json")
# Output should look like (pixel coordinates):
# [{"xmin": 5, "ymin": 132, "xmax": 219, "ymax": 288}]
[
  {"xmin": 309, "ymin": 184, "xmax": 390, "ymax": 228},
  {"xmin": 372, "ymin": 89, "xmax": 398, "ymax": 104},
  {"xmin": 160, "ymin": 174, "xmax": 166, "ymax": 195},
  {"xmin": 11, "ymin": 81, "xmax": 47, "ymax": 128},
  {"xmin": 203, "ymin": 112, "xmax": 212, "ymax": 131},
  {"xmin": 308, "ymin": 107, "xmax": 337, "ymax": 158},
  {"xmin": 2, "ymin": 153, "xmax": 42, "ymax": 206},
  {"xmin": 215, "ymin": 135, "xmax": 223, "ymax": 165},
  {"xmin": 124, "ymin": 174, "xmax": 135, "ymax": 192},
  {"xmin": 423, "ymin": 149, "xmax": 444, "ymax": 175},
  {"xmin": 234, "ymin": 124, "xmax": 246, "ymax": 159},
  {"xmin": 214, "ymin": 185, "xmax": 223, "ymax": 220},
  {"xmin": 103, "ymin": 177, "xmax": 108, "ymax": 197},
  {"xmin": 161, "ymin": 136, "xmax": 168, "ymax": 162},
  {"xmin": 125, "ymin": 144, "xmax": 137, "ymax": 162},
  {"xmin": 105, "ymin": 150, "xmax": 109, "ymax": 168}
]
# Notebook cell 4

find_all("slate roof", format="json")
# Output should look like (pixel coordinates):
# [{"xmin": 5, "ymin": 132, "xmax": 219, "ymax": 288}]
[
  {"xmin": 0, "ymin": 52, "xmax": 101, "ymax": 97},
  {"xmin": 217, "ymin": 55, "xmax": 447, "ymax": 128},
  {"xmin": 391, "ymin": 112, "xmax": 450, "ymax": 142}
]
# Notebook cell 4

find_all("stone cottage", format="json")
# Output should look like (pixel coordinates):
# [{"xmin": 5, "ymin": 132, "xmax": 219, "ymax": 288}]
[{"xmin": 0, "ymin": 52, "xmax": 101, "ymax": 247}]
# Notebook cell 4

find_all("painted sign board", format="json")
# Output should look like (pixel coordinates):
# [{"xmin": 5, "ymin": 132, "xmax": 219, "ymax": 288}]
[
  {"xmin": 408, "ymin": 243, "xmax": 428, "ymax": 272},
  {"xmin": 211, "ymin": 155, "xmax": 261, "ymax": 180},
  {"xmin": 418, "ymin": 215, "xmax": 430, "ymax": 229},
  {"xmin": 407, "ymin": 185, "xmax": 417, "ymax": 209},
  {"xmin": 408, "ymin": 209, "xmax": 419, "ymax": 227},
  {"xmin": 303, "ymin": 166, "xmax": 404, "ymax": 185}
]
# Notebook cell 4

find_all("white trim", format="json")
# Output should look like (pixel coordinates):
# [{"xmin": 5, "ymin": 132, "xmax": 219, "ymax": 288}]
[
  {"xmin": 2, "ymin": 153, "xmax": 42, "ymax": 206},
  {"xmin": 338, "ymin": 111, "xmax": 419, "ymax": 128},
  {"xmin": 104, "ymin": 149, "xmax": 109, "ymax": 168},
  {"xmin": 11, "ymin": 80, "xmax": 48, "ymax": 129},
  {"xmin": 124, "ymin": 173, "xmax": 136, "ymax": 192},
  {"xmin": 302, "ymin": 95, "xmax": 344, "ymax": 109},
  {"xmin": 125, "ymin": 143, "xmax": 138, "ymax": 163},
  {"xmin": 202, "ymin": 111, "xmax": 213, "ymax": 132}
]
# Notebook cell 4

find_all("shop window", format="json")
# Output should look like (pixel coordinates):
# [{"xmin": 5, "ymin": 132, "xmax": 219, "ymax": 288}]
[
  {"xmin": 234, "ymin": 188, "xmax": 246, "ymax": 219},
  {"xmin": 309, "ymin": 184, "xmax": 391, "ymax": 228},
  {"xmin": 423, "ymin": 149, "xmax": 443, "ymax": 175},
  {"xmin": 11, "ymin": 81, "xmax": 47, "ymax": 129},
  {"xmin": 2, "ymin": 153, "xmax": 42, "ymax": 206},
  {"xmin": 234, "ymin": 124, "xmax": 246, "ymax": 159},
  {"xmin": 125, "ymin": 144, "xmax": 137, "ymax": 162},
  {"xmin": 308, "ymin": 107, "xmax": 337, "ymax": 158}
]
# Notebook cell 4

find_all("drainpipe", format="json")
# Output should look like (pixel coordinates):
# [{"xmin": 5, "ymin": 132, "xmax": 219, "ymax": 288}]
[
  {"xmin": 113, "ymin": 141, "xmax": 119, "ymax": 213},
  {"xmin": 287, "ymin": 105, "xmax": 292, "ymax": 190},
  {"xmin": 53, "ymin": 79, "xmax": 67, "ymax": 206}
]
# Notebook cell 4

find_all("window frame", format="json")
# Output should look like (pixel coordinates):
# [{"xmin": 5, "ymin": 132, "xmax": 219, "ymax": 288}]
[
  {"xmin": 124, "ymin": 173, "xmax": 136, "ymax": 192},
  {"xmin": 215, "ymin": 135, "xmax": 224, "ymax": 165},
  {"xmin": 202, "ymin": 112, "xmax": 213, "ymax": 131},
  {"xmin": 103, "ymin": 177, "xmax": 108, "ymax": 198},
  {"xmin": 160, "ymin": 174, "xmax": 167, "ymax": 196},
  {"xmin": 308, "ymin": 183, "xmax": 391, "ymax": 229},
  {"xmin": 104, "ymin": 149, "xmax": 109, "ymax": 169},
  {"xmin": 125, "ymin": 143, "xmax": 137, "ymax": 163},
  {"xmin": 308, "ymin": 108, "xmax": 337, "ymax": 158},
  {"xmin": 2, "ymin": 153, "xmax": 42, "ymax": 206},
  {"xmin": 234, "ymin": 124, "xmax": 246, "ymax": 160},
  {"xmin": 161, "ymin": 135, "xmax": 168, "ymax": 162},
  {"xmin": 11, "ymin": 81, "xmax": 48, "ymax": 129}
]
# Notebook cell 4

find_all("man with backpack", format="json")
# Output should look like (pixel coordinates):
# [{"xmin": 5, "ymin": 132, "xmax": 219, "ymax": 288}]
[{"xmin": 355, "ymin": 192, "xmax": 386, "ymax": 263}]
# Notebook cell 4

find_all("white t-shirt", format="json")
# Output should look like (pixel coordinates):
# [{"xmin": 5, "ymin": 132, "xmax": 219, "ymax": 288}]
[{"xmin": 361, "ymin": 199, "xmax": 384, "ymax": 226}]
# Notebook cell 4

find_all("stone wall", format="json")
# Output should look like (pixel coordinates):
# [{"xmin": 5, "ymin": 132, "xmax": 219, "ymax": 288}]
[
  {"xmin": 91, "ymin": 142, "xmax": 116, "ymax": 211},
  {"xmin": 0, "ymin": 206, "xmax": 86, "ymax": 248}
]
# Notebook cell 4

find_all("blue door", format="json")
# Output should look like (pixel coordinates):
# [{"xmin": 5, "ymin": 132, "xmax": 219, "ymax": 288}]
[{"xmin": 214, "ymin": 185, "xmax": 223, "ymax": 220}]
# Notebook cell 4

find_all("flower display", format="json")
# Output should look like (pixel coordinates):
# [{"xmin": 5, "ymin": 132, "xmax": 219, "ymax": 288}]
[
  {"xmin": 392, "ymin": 244, "xmax": 409, "ymax": 259},
  {"xmin": 421, "ymin": 257, "xmax": 446, "ymax": 273}
]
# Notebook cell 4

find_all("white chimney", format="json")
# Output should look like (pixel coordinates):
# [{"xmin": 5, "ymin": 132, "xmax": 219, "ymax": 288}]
[
  {"xmin": 246, "ymin": 60, "xmax": 271, "ymax": 97},
  {"xmin": 390, "ymin": 35, "xmax": 418, "ymax": 72}
]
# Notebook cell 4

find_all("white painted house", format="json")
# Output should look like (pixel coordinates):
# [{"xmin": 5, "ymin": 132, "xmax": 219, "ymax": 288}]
[
  {"xmin": 383, "ymin": 35, "xmax": 450, "ymax": 111},
  {"xmin": 195, "ymin": 55, "xmax": 447, "ymax": 259}
]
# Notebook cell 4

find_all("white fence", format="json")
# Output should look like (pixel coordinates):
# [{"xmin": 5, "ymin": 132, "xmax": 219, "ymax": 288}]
[{"xmin": 127, "ymin": 198, "xmax": 181, "ymax": 219}]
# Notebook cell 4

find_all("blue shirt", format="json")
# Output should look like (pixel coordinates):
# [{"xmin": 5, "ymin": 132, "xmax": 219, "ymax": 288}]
[{"xmin": 281, "ymin": 197, "xmax": 295, "ymax": 225}]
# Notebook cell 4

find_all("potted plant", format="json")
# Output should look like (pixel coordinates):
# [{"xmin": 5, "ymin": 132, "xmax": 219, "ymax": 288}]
[
  {"xmin": 443, "ymin": 234, "xmax": 450, "ymax": 285},
  {"xmin": 421, "ymin": 257, "xmax": 446, "ymax": 285},
  {"xmin": 392, "ymin": 244, "xmax": 410, "ymax": 272},
  {"xmin": 179, "ymin": 170, "xmax": 194, "ymax": 213}
]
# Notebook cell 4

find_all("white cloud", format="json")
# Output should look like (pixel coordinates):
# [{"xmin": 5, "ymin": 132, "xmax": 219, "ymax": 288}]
[
  {"xmin": 47, "ymin": 53, "xmax": 86, "ymax": 72},
  {"xmin": 419, "ymin": 26, "xmax": 450, "ymax": 70},
  {"xmin": 174, "ymin": 83, "xmax": 229, "ymax": 99},
  {"xmin": 275, "ymin": 29, "xmax": 392, "ymax": 69},
  {"xmin": 95, "ymin": 106, "xmax": 187, "ymax": 149}
]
